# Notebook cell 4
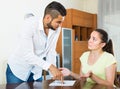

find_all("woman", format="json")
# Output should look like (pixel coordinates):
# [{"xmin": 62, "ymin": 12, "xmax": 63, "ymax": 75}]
[{"xmin": 60, "ymin": 29, "xmax": 117, "ymax": 86}]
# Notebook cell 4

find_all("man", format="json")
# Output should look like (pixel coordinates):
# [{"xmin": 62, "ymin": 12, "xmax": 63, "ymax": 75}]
[{"xmin": 6, "ymin": 1, "xmax": 66, "ymax": 83}]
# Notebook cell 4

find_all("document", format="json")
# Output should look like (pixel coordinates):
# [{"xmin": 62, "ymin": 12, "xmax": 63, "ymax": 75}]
[{"xmin": 49, "ymin": 80, "xmax": 75, "ymax": 86}]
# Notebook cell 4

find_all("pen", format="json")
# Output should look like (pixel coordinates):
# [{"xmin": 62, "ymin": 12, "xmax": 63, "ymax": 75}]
[{"xmin": 61, "ymin": 77, "xmax": 64, "ymax": 86}]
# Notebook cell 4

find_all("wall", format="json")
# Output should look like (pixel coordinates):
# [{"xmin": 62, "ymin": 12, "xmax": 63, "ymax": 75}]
[
  {"xmin": 83, "ymin": 0, "xmax": 98, "ymax": 13},
  {"xmin": 0, "ymin": 0, "xmax": 97, "ymax": 62}
]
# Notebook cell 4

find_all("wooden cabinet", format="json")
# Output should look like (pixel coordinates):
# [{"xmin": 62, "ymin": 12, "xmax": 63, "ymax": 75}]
[
  {"xmin": 62, "ymin": 9, "xmax": 97, "ymax": 41},
  {"xmin": 56, "ymin": 8, "xmax": 97, "ymax": 74}
]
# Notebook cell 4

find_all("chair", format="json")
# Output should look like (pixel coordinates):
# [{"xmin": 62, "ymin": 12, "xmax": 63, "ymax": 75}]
[
  {"xmin": 0, "ymin": 59, "xmax": 7, "ymax": 84},
  {"xmin": 114, "ymin": 72, "xmax": 120, "ymax": 88}
]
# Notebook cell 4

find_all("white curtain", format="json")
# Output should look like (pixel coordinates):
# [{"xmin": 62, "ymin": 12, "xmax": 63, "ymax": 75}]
[{"xmin": 98, "ymin": 0, "xmax": 120, "ymax": 71}]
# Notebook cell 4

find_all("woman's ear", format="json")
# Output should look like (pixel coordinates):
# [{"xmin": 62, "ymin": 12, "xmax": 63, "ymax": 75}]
[{"xmin": 101, "ymin": 42, "xmax": 106, "ymax": 48}]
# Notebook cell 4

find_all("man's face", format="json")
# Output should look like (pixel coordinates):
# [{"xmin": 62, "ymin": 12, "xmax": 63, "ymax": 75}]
[{"xmin": 47, "ymin": 15, "xmax": 65, "ymax": 30}]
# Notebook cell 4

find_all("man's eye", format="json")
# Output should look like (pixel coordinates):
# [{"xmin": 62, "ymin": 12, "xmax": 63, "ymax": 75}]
[
  {"xmin": 57, "ymin": 21, "xmax": 62, "ymax": 24},
  {"xmin": 93, "ymin": 38, "xmax": 96, "ymax": 41}
]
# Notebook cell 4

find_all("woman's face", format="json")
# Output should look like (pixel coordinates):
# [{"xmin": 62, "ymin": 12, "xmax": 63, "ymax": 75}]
[{"xmin": 88, "ymin": 31, "xmax": 105, "ymax": 51}]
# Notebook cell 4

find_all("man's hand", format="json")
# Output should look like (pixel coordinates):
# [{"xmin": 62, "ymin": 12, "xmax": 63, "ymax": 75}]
[
  {"xmin": 49, "ymin": 64, "xmax": 63, "ymax": 82},
  {"xmin": 59, "ymin": 67, "xmax": 71, "ymax": 76}
]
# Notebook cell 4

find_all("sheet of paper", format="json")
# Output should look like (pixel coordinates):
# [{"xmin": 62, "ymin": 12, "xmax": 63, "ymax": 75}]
[{"xmin": 49, "ymin": 80, "xmax": 75, "ymax": 86}]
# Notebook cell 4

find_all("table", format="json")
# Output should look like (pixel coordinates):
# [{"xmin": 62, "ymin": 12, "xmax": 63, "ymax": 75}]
[{"xmin": 0, "ymin": 79, "xmax": 115, "ymax": 89}]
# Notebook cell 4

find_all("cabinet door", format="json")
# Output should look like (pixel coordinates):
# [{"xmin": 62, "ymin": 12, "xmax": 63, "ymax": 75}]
[
  {"xmin": 62, "ymin": 28, "xmax": 72, "ymax": 71},
  {"xmin": 73, "ymin": 41, "xmax": 88, "ymax": 74},
  {"xmin": 72, "ymin": 9, "xmax": 84, "ymax": 26}
]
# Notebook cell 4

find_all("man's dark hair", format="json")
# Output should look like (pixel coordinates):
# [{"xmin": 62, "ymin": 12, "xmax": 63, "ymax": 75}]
[{"xmin": 44, "ymin": 1, "xmax": 66, "ymax": 18}]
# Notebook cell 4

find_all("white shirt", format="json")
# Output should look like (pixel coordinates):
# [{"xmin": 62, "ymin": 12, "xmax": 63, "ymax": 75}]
[{"xmin": 8, "ymin": 16, "xmax": 61, "ymax": 81}]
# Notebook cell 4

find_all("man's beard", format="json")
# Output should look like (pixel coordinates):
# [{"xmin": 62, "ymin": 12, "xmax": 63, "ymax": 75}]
[{"xmin": 47, "ymin": 22, "xmax": 56, "ymax": 31}]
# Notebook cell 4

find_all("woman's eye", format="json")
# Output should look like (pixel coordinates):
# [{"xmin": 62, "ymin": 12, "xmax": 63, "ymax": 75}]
[{"xmin": 88, "ymin": 36, "xmax": 90, "ymax": 40}]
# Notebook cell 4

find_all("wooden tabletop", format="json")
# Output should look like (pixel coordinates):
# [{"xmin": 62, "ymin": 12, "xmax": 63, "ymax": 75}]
[{"xmin": 0, "ymin": 79, "xmax": 115, "ymax": 89}]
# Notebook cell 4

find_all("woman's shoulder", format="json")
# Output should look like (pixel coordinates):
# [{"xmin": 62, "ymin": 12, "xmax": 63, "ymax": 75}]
[
  {"xmin": 82, "ymin": 51, "xmax": 90, "ymax": 55},
  {"xmin": 102, "ymin": 52, "xmax": 116, "ymax": 62},
  {"xmin": 80, "ymin": 51, "xmax": 90, "ymax": 59},
  {"xmin": 102, "ymin": 52, "xmax": 117, "ymax": 67},
  {"xmin": 103, "ymin": 52, "xmax": 115, "ymax": 58}
]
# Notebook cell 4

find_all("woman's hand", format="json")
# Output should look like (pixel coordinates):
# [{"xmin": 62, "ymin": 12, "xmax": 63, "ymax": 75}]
[
  {"xmin": 59, "ymin": 68, "xmax": 71, "ymax": 76},
  {"xmin": 80, "ymin": 71, "xmax": 92, "ymax": 78}
]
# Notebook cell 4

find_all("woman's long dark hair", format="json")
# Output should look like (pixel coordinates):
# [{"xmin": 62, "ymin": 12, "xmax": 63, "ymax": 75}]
[{"xmin": 95, "ymin": 29, "xmax": 114, "ymax": 55}]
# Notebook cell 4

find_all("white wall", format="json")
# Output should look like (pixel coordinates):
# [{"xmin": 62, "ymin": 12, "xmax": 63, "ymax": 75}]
[
  {"xmin": 0, "ymin": 0, "xmax": 97, "ymax": 61},
  {"xmin": 83, "ymin": 0, "xmax": 98, "ymax": 13}
]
